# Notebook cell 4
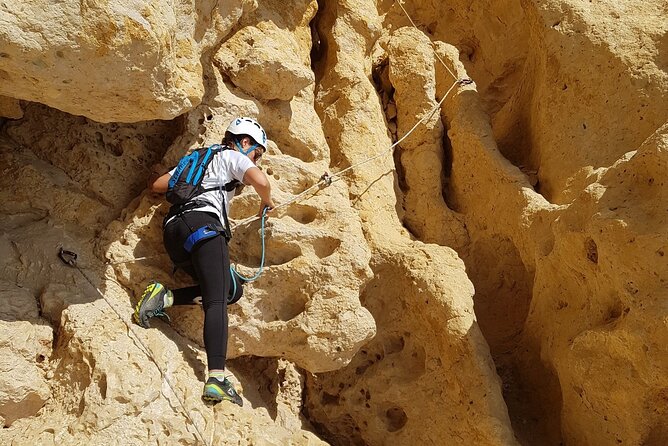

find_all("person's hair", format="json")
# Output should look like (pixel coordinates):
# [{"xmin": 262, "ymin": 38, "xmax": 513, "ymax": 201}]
[{"xmin": 223, "ymin": 131, "xmax": 255, "ymax": 148}]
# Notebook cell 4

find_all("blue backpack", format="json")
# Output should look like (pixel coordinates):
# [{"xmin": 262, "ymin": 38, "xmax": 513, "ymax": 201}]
[{"xmin": 166, "ymin": 144, "xmax": 239, "ymax": 205}]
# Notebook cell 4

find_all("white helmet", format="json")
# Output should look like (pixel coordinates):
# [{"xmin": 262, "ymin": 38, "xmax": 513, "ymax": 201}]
[{"xmin": 226, "ymin": 117, "xmax": 267, "ymax": 151}]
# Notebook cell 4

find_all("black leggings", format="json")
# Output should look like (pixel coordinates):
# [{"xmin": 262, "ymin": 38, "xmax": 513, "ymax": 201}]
[{"xmin": 163, "ymin": 211, "xmax": 230, "ymax": 370}]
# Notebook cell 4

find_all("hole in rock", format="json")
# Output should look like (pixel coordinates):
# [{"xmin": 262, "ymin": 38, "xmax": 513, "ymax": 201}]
[
  {"xmin": 384, "ymin": 406, "xmax": 408, "ymax": 432},
  {"xmin": 355, "ymin": 359, "xmax": 374, "ymax": 376},
  {"xmin": 312, "ymin": 237, "xmax": 340, "ymax": 259},
  {"xmin": 232, "ymin": 236, "xmax": 302, "ymax": 268},
  {"xmin": 321, "ymin": 392, "xmax": 339, "ymax": 406},
  {"xmin": 97, "ymin": 373, "xmax": 107, "ymax": 400},
  {"xmin": 108, "ymin": 142, "xmax": 123, "ymax": 156},
  {"xmin": 284, "ymin": 204, "xmax": 319, "ymax": 225},
  {"xmin": 602, "ymin": 299, "xmax": 629, "ymax": 327},
  {"xmin": 585, "ymin": 238, "xmax": 598, "ymax": 264},
  {"xmin": 255, "ymin": 285, "xmax": 309, "ymax": 323},
  {"xmin": 276, "ymin": 295, "xmax": 308, "ymax": 321},
  {"xmin": 458, "ymin": 39, "xmax": 478, "ymax": 63},
  {"xmin": 441, "ymin": 127, "xmax": 457, "ymax": 211},
  {"xmin": 382, "ymin": 333, "xmax": 405, "ymax": 355}
]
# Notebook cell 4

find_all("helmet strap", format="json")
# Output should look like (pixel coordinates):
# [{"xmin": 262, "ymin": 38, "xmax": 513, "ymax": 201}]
[{"xmin": 234, "ymin": 137, "xmax": 258, "ymax": 156}]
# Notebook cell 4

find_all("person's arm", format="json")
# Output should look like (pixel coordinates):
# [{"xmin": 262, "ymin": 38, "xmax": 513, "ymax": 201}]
[
  {"xmin": 243, "ymin": 166, "xmax": 275, "ymax": 216},
  {"xmin": 147, "ymin": 164, "xmax": 171, "ymax": 194},
  {"xmin": 150, "ymin": 172, "xmax": 171, "ymax": 194}
]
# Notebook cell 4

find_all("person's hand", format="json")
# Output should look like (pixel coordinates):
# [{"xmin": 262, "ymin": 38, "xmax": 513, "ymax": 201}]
[{"xmin": 258, "ymin": 200, "xmax": 275, "ymax": 218}]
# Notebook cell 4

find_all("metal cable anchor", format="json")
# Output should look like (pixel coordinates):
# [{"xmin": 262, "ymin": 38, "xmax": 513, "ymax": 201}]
[{"xmin": 58, "ymin": 247, "xmax": 78, "ymax": 267}]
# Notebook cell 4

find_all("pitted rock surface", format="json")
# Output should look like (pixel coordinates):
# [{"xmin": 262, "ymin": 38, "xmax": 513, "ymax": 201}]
[{"xmin": 0, "ymin": 1, "xmax": 666, "ymax": 445}]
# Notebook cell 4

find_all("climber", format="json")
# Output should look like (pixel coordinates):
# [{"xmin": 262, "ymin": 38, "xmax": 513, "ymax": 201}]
[{"xmin": 133, "ymin": 117, "xmax": 275, "ymax": 407}]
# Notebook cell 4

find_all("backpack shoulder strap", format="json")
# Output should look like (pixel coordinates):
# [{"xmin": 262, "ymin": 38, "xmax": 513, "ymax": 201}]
[{"xmin": 200, "ymin": 144, "xmax": 241, "ymax": 193}]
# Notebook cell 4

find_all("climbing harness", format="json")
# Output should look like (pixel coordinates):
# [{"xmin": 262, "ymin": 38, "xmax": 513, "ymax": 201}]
[
  {"xmin": 177, "ymin": 207, "xmax": 266, "ymax": 304},
  {"xmin": 182, "ymin": 212, "xmax": 266, "ymax": 302},
  {"xmin": 57, "ymin": 248, "xmax": 210, "ymax": 445},
  {"xmin": 183, "ymin": 223, "xmax": 227, "ymax": 253}
]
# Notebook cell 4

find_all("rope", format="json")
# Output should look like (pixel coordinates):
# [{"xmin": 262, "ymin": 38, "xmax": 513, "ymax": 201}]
[
  {"xmin": 107, "ymin": 255, "xmax": 160, "ymax": 265},
  {"xmin": 394, "ymin": 0, "xmax": 459, "ymax": 81},
  {"xmin": 230, "ymin": 207, "xmax": 268, "ymax": 282},
  {"xmin": 58, "ymin": 249, "xmax": 210, "ymax": 446},
  {"xmin": 230, "ymin": 173, "xmax": 332, "ymax": 230},
  {"xmin": 58, "ymin": 9, "xmax": 469, "ymax": 439},
  {"xmin": 230, "ymin": 76, "xmax": 466, "ymax": 230},
  {"xmin": 107, "ymin": 1, "xmax": 472, "ymax": 261},
  {"xmin": 230, "ymin": 2, "xmax": 470, "ymax": 228},
  {"xmin": 328, "ymin": 78, "xmax": 461, "ymax": 183}
]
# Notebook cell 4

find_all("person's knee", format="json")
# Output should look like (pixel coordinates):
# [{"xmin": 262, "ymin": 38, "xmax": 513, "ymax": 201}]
[{"xmin": 203, "ymin": 296, "xmax": 226, "ymax": 312}]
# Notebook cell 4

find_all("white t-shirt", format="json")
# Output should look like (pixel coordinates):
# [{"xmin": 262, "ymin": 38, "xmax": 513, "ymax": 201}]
[{"xmin": 166, "ymin": 148, "xmax": 255, "ymax": 225}]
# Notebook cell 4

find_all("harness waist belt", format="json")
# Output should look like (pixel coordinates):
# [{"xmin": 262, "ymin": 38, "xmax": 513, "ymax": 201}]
[
  {"xmin": 164, "ymin": 200, "xmax": 208, "ymax": 228},
  {"xmin": 184, "ymin": 224, "xmax": 226, "ymax": 253}
]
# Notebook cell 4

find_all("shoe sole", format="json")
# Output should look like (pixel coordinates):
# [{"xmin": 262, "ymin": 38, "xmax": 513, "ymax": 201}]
[
  {"xmin": 202, "ymin": 394, "xmax": 223, "ymax": 403},
  {"xmin": 202, "ymin": 385, "xmax": 243, "ymax": 406},
  {"xmin": 202, "ymin": 393, "xmax": 242, "ymax": 405}
]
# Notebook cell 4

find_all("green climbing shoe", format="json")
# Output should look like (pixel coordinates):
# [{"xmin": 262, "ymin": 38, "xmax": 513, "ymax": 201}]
[
  {"xmin": 202, "ymin": 376, "xmax": 243, "ymax": 406},
  {"xmin": 133, "ymin": 282, "xmax": 173, "ymax": 328}
]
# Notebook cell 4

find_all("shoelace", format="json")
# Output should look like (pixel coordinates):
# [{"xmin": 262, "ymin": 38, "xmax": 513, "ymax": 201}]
[
  {"xmin": 221, "ymin": 378, "xmax": 239, "ymax": 397},
  {"xmin": 209, "ymin": 376, "xmax": 235, "ymax": 391},
  {"xmin": 149, "ymin": 309, "xmax": 171, "ymax": 322}
]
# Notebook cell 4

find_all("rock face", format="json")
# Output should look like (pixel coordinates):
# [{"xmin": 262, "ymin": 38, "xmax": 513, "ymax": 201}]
[
  {"xmin": 0, "ymin": 0, "xmax": 666, "ymax": 445},
  {"xmin": 303, "ymin": 2, "xmax": 516, "ymax": 444},
  {"xmin": 525, "ymin": 126, "xmax": 668, "ymax": 446},
  {"xmin": 0, "ymin": 285, "xmax": 52, "ymax": 427},
  {"xmin": 493, "ymin": 0, "xmax": 668, "ymax": 204},
  {"xmin": 215, "ymin": 25, "xmax": 316, "ymax": 101},
  {"xmin": 0, "ymin": 0, "xmax": 257, "ymax": 122},
  {"xmin": 214, "ymin": 0, "xmax": 318, "ymax": 102},
  {"xmin": 0, "ymin": 96, "xmax": 22, "ymax": 119}
]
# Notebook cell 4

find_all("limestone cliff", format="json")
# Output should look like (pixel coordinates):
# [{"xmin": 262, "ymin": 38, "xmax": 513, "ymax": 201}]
[{"xmin": 0, "ymin": 1, "xmax": 665, "ymax": 445}]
